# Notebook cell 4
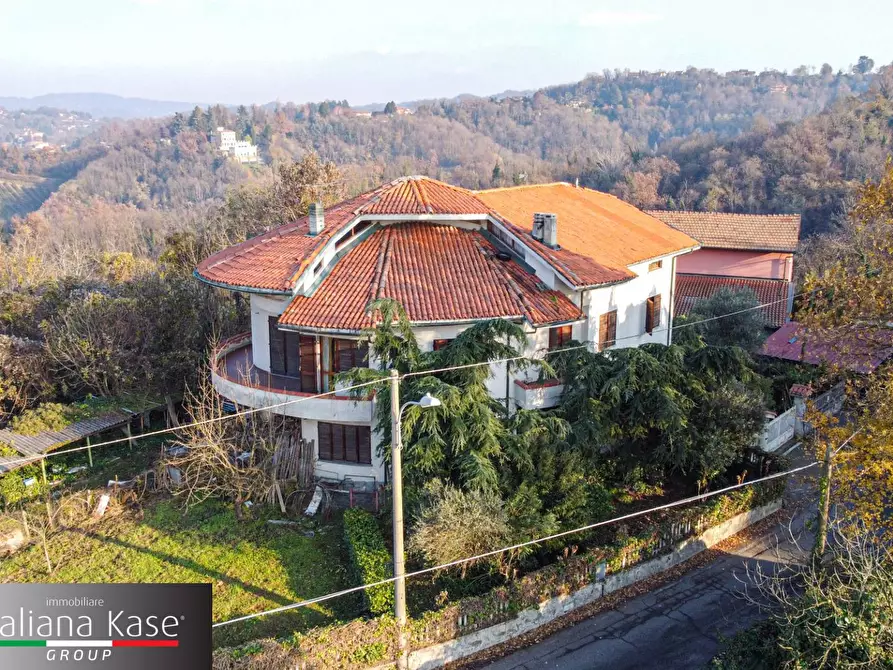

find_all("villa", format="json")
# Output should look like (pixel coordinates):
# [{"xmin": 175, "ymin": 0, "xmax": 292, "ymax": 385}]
[{"xmin": 195, "ymin": 177, "xmax": 699, "ymax": 484}]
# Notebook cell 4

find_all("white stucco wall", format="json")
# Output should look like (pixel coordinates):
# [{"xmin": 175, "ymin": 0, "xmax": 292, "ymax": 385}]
[
  {"xmin": 249, "ymin": 294, "xmax": 290, "ymax": 372},
  {"xmin": 583, "ymin": 255, "xmax": 676, "ymax": 350}
]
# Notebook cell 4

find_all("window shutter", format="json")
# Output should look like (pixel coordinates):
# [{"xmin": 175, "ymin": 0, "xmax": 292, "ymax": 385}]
[
  {"xmin": 269, "ymin": 317, "xmax": 286, "ymax": 375},
  {"xmin": 344, "ymin": 425, "xmax": 358, "ymax": 462},
  {"xmin": 285, "ymin": 331, "xmax": 301, "ymax": 376},
  {"xmin": 318, "ymin": 423, "xmax": 332, "ymax": 461},
  {"xmin": 600, "ymin": 310, "xmax": 617, "ymax": 349},
  {"xmin": 358, "ymin": 427, "xmax": 372, "ymax": 465},
  {"xmin": 652, "ymin": 294, "xmax": 662, "ymax": 330},
  {"xmin": 645, "ymin": 297, "xmax": 654, "ymax": 334},
  {"xmin": 299, "ymin": 336, "xmax": 317, "ymax": 392},
  {"xmin": 330, "ymin": 424, "xmax": 343, "ymax": 461}
]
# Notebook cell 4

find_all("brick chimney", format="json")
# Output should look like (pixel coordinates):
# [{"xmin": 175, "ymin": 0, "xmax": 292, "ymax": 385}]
[
  {"xmin": 308, "ymin": 202, "xmax": 325, "ymax": 235},
  {"xmin": 533, "ymin": 212, "xmax": 558, "ymax": 248}
]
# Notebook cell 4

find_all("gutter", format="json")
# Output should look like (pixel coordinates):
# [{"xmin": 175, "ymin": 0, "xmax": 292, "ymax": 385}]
[{"xmin": 192, "ymin": 270, "xmax": 292, "ymax": 296}]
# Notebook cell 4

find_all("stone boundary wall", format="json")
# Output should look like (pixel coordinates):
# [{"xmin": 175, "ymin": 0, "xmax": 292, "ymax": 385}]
[{"xmin": 407, "ymin": 499, "xmax": 782, "ymax": 670}]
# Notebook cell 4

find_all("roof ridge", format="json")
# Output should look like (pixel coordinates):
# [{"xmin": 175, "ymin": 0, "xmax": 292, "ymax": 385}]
[
  {"xmin": 648, "ymin": 209, "xmax": 801, "ymax": 219},
  {"xmin": 373, "ymin": 226, "xmax": 395, "ymax": 302},
  {"xmin": 472, "ymin": 234, "xmax": 532, "ymax": 321},
  {"xmin": 475, "ymin": 181, "xmax": 573, "ymax": 194}
]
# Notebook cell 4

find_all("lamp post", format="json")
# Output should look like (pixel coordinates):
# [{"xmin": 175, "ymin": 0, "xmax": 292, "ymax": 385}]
[{"xmin": 389, "ymin": 368, "xmax": 440, "ymax": 670}]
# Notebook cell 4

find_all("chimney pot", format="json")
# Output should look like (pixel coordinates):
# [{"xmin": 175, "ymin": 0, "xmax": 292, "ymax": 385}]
[
  {"xmin": 533, "ymin": 212, "xmax": 558, "ymax": 248},
  {"xmin": 308, "ymin": 202, "xmax": 325, "ymax": 235}
]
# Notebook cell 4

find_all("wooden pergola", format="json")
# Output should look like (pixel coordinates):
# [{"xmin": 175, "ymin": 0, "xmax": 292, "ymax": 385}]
[{"xmin": 0, "ymin": 398, "xmax": 164, "ymax": 475}]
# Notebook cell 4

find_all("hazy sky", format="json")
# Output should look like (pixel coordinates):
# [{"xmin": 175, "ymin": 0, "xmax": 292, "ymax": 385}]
[{"xmin": 2, "ymin": 0, "xmax": 891, "ymax": 105}]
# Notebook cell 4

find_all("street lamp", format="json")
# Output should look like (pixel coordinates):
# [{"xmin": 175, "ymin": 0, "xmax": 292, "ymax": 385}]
[{"xmin": 389, "ymin": 370, "xmax": 440, "ymax": 670}]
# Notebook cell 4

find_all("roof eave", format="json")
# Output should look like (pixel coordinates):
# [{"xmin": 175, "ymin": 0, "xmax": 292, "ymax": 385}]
[{"xmin": 192, "ymin": 269, "xmax": 292, "ymax": 296}]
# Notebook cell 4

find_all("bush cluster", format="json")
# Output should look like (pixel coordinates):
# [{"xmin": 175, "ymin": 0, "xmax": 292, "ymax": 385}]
[{"xmin": 343, "ymin": 508, "xmax": 394, "ymax": 615}]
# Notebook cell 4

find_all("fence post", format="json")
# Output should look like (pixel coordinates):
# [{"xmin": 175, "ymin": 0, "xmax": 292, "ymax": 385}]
[{"xmin": 40, "ymin": 459, "xmax": 55, "ymax": 530}]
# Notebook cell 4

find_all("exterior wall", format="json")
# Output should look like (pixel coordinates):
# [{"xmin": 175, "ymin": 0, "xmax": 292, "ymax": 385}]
[
  {"xmin": 211, "ymin": 369, "xmax": 383, "ymax": 483},
  {"xmin": 677, "ymin": 248, "xmax": 793, "ymax": 281},
  {"xmin": 249, "ymin": 294, "xmax": 291, "ymax": 372},
  {"xmin": 584, "ymin": 256, "xmax": 675, "ymax": 350},
  {"xmin": 301, "ymin": 416, "xmax": 386, "ymax": 485}
]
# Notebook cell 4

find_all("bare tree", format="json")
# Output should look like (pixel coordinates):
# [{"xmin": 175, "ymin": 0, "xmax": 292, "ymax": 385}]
[
  {"xmin": 736, "ymin": 521, "xmax": 893, "ymax": 668},
  {"xmin": 162, "ymin": 373, "xmax": 304, "ymax": 519}
]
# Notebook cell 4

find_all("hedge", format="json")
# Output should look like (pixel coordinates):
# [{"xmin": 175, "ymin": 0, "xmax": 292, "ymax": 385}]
[
  {"xmin": 217, "ymin": 476, "xmax": 785, "ymax": 669},
  {"xmin": 343, "ymin": 508, "xmax": 394, "ymax": 616}
]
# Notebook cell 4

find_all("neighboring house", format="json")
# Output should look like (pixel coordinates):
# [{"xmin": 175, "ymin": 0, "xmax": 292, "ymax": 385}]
[
  {"xmin": 761, "ymin": 321, "xmax": 893, "ymax": 375},
  {"xmin": 647, "ymin": 211, "xmax": 801, "ymax": 328},
  {"xmin": 195, "ymin": 177, "xmax": 699, "ymax": 484},
  {"xmin": 212, "ymin": 126, "xmax": 259, "ymax": 164}
]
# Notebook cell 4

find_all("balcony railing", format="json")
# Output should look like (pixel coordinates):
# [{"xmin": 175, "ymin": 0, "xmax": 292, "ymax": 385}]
[{"xmin": 210, "ymin": 333, "xmax": 373, "ymax": 422}]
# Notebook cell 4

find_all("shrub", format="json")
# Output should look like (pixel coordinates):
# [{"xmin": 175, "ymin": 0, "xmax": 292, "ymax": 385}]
[{"xmin": 343, "ymin": 508, "xmax": 393, "ymax": 615}]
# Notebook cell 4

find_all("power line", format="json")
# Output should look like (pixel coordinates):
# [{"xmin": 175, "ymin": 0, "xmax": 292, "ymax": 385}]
[
  {"xmin": 0, "ymin": 290, "xmax": 807, "ymax": 469},
  {"xmin": 213, "ymin": 457, "xmax": 819, "ymax": 628}
]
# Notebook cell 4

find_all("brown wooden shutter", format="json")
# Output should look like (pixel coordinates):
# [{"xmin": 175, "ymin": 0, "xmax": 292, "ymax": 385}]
[
  {"xmin": 331, "ymin": 424, "xmax": 344, "ymax": 461},
  {"xmin": 318, "ymin": 423, "xmax": 332, "ymax": 460},
  {"xmin": 645, "ymin": 297, "xmax": 654, "ymax": 334},
  {"xmin": 284, "ymin": 331, "xmax": 300, "ymax": 376},
  {"xmin": 600, "ymin": 311, "xmax": 617, "ymax": 349},
  {"xmin": 299, "ymin": 336, "xmax": 317, "ymax": 392},
  {"xmin": 358, "ymin": 427, "xmax": 372, "ymax": 464},
  {"xmin": 269, "ymin": 317, "xmax": 286, "ymax": 375},
  {"xmin": 652, "ymin": 294, "xmax": 662, "ymax": 330},
  {"xmin": 344, "ymin": 425, "xmax": 358, "ymax": 462}
]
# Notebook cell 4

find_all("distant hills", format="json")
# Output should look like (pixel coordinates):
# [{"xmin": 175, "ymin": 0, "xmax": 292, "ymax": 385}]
[
  {"xmin": 352, "ymin": 89, "xmax": 535, "ymax": 112},
  {"xmin": 0, "ymin": 93, "xmax": 202, "ymax": 119}
]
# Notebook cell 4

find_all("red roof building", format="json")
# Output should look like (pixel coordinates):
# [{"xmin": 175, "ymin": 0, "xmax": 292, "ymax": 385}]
[
  {"xmin": 648, "ymin": 210, "xmax": 801, "ymax": 329},
  {"xmin": 196, "ymin": 176, "xmax": 700, "ymax": 483},
  {"xmin": 761, "ymin": 321, "xmax": 893, "ymax": 375}
]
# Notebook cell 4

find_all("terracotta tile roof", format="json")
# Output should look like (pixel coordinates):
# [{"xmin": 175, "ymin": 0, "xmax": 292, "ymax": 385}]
[
  {"xmin": 196, "ymin": 177, "xmax": 699, "ymax": 295},
  {"xmin": 647, "ymin": 210, "xmax": 801, "ymax": 253},
  {"xmin": 196, "ymin": 177, "xmax": 490, "ymax": 292},
  {"xmin": 358, "ymin": 177, "xmax": 488, "ymax": 215},
  {"xmin": 674, "ymin": 274, "xmax": 791, "ymax": 328},
  {"xmin": 476, "ymin": 183, "xmax": 699, "ymax": 271},
  {"xmin": 195, "ymin": 191, "xmax": 378, "ymax": 292},
  {"xmin": 761, "ymin": 321, "xmax": 893, "ymax": 375},
  {"xmin": 278, "ymin": 223, "xmax": 582, "ymax": 332}
]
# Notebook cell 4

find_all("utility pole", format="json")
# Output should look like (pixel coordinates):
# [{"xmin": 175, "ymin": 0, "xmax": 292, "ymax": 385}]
[
  {"xmin": 389, "ymin": 369, "xmax": 409, "ymax": 670},
  {"xmin": 814, "ymin": 438, "xmax": 835, "ymax": 561}
]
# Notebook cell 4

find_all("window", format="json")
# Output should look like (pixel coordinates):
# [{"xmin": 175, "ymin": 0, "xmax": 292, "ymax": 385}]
[
  {"xmin": 599, "ymin": 311, "xmax": 617, "ymax": 350},
  {"xmin": 317, "ymin": 422, "xmax": 372, "ymax": 464},
  {"xmin": 548, "ymin": 325, "xmax": 573, "ymax": 350},
  {"xmin": 268, "ymin": 317, "xmax": 300, "ymax": 377},
  {"xmin": 648, "ymin": 260, "xmax": 663, "ymax": 272},
  {"xmin": 432, "ymin": 338, "xmax": 454, "ymax": 351},
  {"xmin": 645, "ymin": 294, "xmax": 662, "ymax": 335},
  {"xmin": 331, "ymin": 338, "xmax": 368, "ymax": 373}
]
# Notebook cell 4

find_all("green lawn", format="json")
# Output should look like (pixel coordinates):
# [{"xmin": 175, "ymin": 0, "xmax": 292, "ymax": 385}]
[{"xmin": 0, "ymin": 498, "xmax": 360, "ymax": 647}]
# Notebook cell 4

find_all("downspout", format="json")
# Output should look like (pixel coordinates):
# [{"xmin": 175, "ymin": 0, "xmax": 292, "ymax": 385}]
[{"xmin": 667, "ymin": 257, "xmax": 677, "ymax": 346}]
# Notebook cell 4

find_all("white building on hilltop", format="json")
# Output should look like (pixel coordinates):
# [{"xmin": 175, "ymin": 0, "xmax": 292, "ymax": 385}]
[
  {"xmin": 195, "ymin": 177, "xmax": 699, "ymax": 485},
  {"xmin": 213, "ymin": 127, "xmax": 258, "ymax": 164}
]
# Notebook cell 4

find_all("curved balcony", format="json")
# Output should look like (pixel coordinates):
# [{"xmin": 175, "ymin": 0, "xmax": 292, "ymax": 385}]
[{"xmin": 211, "ymin": 333, "xmax": 374, "ymax": 424}]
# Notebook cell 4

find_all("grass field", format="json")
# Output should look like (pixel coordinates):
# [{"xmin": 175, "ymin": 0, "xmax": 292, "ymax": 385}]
[{"xmin": 0, "ymin": 497, "xmax": 360, "ymax": 647}]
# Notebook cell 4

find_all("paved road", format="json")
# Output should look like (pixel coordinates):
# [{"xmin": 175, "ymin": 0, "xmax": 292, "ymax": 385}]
[{"xmin": 485, "ymin": 450, "xmax": 815, "ymax": 670}]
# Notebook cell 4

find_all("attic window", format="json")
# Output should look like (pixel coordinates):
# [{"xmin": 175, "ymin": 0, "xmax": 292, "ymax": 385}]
[{"xmin": 648, "ymin": 260, "xmax": 663, "ymax": 272}]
